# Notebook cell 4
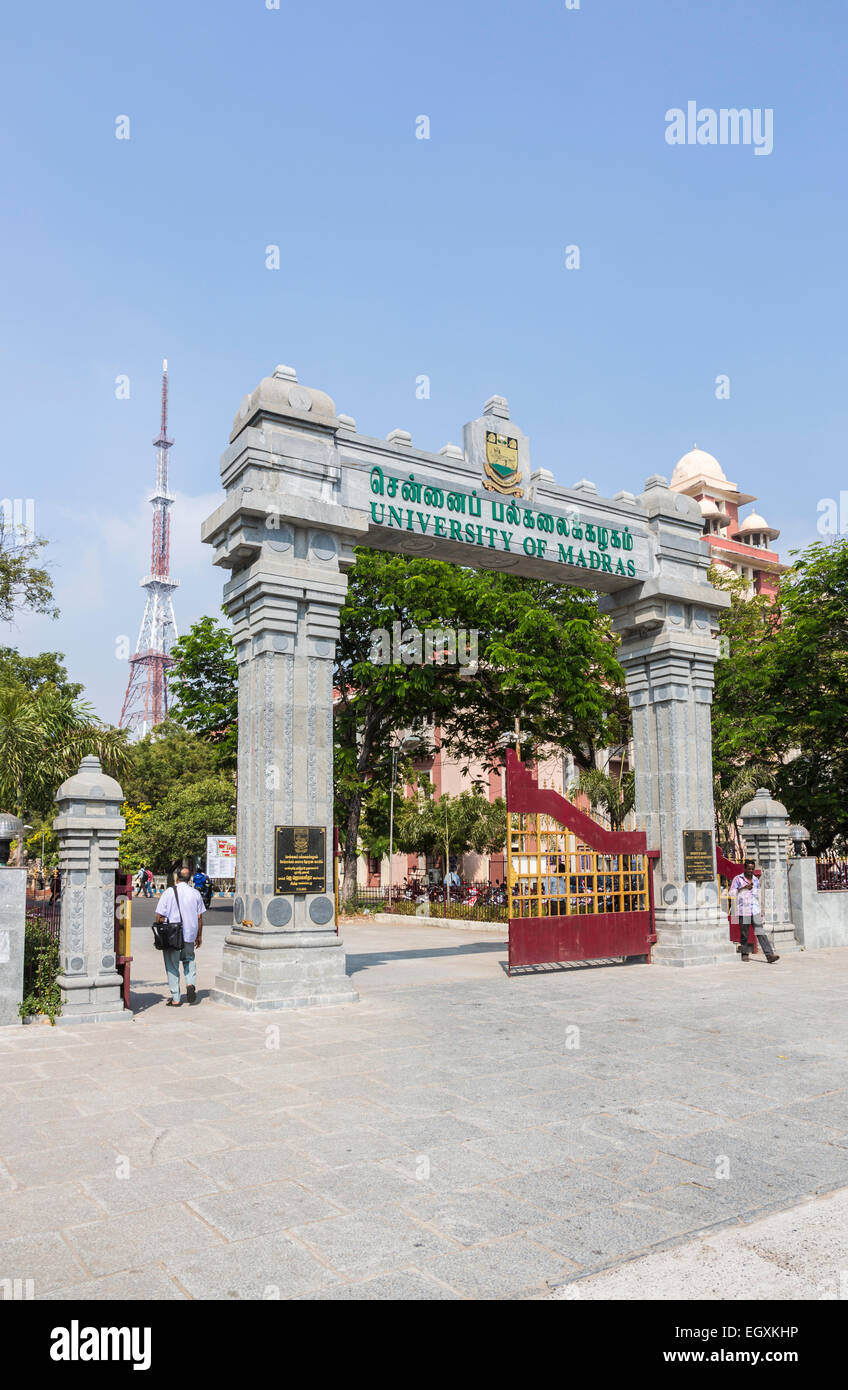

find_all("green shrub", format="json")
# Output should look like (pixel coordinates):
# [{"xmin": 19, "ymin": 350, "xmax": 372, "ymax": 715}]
[
  {"xmin": 430, "ymin": 902, "xmax": 508, "ymax": 923},
  {"xmin": 19, "ymin": 919, "xmax": 61, "ymax": 1024}
]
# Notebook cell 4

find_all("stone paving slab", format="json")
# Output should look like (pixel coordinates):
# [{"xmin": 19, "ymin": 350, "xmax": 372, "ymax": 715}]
[
  {"xmin": 548, "ymin": 1186, "xmax": 848, "ymax": 1301},
  {"xmin": 1, "ymin": 908, "xmax": 847, "ymax": 1299}
]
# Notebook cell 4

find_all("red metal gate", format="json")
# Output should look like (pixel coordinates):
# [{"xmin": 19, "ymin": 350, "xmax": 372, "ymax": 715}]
[
  {"xmin": 505, "ymin": 750, "xmax": 658, "ymax": 972},
  {"xmin": 114, "ymin": 872, "xmax": 133, "ymax": 1008}
]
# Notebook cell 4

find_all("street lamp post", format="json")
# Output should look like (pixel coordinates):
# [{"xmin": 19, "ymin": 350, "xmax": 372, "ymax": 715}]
[{"xmin": 388, "ymin": 733, "xmax": 420, "ymax": 910}]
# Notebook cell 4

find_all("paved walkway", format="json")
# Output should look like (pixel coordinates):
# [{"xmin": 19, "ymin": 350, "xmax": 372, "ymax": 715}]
[
  {"xmin": 548, "ymin": 1186, "xmax": 848, "ymax": 1300},
  {"xmin": 1, "ymin": 905, "xmax": 847, "ymax": 1300}
]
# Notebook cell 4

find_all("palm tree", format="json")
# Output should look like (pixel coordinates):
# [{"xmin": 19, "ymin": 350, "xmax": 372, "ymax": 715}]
[
  {"xmin": 714, "ymin": 766, "xmax": 775, "ymax": 857},
  {"xmin": 0, "ymin": 683, "xmax": 130, "ymax": 838},
  {"xmin": 573, "ymin": 765, "xmax": 636, "ymax": 832}
]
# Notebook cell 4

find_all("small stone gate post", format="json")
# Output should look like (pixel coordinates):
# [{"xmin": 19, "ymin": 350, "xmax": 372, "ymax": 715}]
[
  {"xmin": 739, "ymin": 788, "xmax": 798, "ymax": 955},
  {"xmin": 53, "ymin": 756, "xmax": 130, "ymax": 1022},
  {"xmin": 0, "ymin": 813, "xmax": 25, "ymax": 1025}
]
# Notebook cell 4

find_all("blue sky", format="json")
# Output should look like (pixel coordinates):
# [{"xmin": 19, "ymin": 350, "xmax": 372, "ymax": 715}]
[{"xmin": 3, "ymin": 0, "xmax": 847, "ymax": 719}]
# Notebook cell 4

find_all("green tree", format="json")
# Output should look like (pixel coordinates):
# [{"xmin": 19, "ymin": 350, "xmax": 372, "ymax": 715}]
[
  {"xmin": 394, "ymin": 788, "xmax": 507, "ymax": 869},
  {"xmin": 0, "ymin": 682, "xmax": 129, "ymax": 824},
  {"xmin": 573, "ymin": 764, "xmax": 636, "ymax": 832},
  {"xmin": 335, "ymin": 550, "xmax": 627, "ymax": 903},
  {"xmin": 442, "ymin": 571, "xmax": 628, "ymax": 773},
  {"xmin": 767, "ymin": 541, "xmax": 848, "ymax": 849},
  {"xmin": 334, "ymin": 551, "xmax": 475, "ymax": 901},
  {"xmin": 119, "ymin": 774, "xmax": 236, "ymax": 873},
  {"xmin": 711, "ymin": 567, "xmax": 780, "ymax": 787},
  {"xmin": 168, "ymin": 615, "xmax": 238, "ymax": 765},
  {"xmin": 711, "ymin": 541, "xmax": 848, "ymax": 850},
  {"xmin": 121, "ymin": 721, "xmax": 222, "ymax": 809},
  {"xmin": 0, "ymin": 515, "xmax": 57, "ymax": 622},
  {"xmin": 713, "ymin": 766, "xmax": 775, "ymax": 857},
  {"xmin": 0, "ymin": 648, "xmax": 82, "ymax": 699}
]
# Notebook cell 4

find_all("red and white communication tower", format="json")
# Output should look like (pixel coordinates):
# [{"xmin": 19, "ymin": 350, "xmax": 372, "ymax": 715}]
[{"xmin": 119, "ymin": 360, "xmax": 180, "ymax": 736}]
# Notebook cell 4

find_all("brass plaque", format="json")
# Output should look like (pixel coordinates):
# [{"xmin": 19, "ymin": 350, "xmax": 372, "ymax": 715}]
[
  {"xmin": 274, "ymin": 825, "xmax": 326, "ymax": 895},
  {"xmin": 683, "ymin": 829, "xmax": 715, "ymax": 883}
]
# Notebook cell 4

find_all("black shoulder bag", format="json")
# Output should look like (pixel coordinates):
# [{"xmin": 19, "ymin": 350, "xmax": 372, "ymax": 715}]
[{"xmin": 153, "ymin": 884, "xmax": 186, "ymax": 951}]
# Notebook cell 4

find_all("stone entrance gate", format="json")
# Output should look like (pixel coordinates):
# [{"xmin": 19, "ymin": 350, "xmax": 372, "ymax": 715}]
[{"xmin": 201, "ymin": 365, "xmax": 735, "ymax": 1009}]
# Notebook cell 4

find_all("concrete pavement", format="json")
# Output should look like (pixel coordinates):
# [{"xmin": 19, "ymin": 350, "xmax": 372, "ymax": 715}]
[{"xmin": 1, "ymin": 902, "xmax": 847, "ymax": 1300}]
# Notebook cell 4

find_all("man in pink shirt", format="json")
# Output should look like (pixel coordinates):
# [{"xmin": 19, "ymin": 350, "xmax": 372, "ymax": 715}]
[{"xmin": 729, "ymin": 858, "xmax": 780, "ymax": 963}]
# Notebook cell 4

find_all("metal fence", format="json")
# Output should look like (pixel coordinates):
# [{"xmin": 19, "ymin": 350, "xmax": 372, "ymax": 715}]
[
  {"xmin": 25, "ymin": 895, "xmax": 62, "ymax": 938},
  {"xmin": 816, "ymin": 858, "xmax": 848, "ymax": 892},
  {"xmin": 347, "ymin": 880, "xmax": 509, "ymax": 922}
]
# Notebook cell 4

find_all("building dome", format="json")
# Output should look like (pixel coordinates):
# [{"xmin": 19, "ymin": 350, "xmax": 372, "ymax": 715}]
[
  {"xmin": 698, "ymin": 496, "xmax": 728, "ymax": 522},
  {"xmin": 671, "ymin": 445, "xmax": 727, "ymax": 488},
  {"xmin": 736, "ymin": 510, "xmax": 779, "ymax": 543}
]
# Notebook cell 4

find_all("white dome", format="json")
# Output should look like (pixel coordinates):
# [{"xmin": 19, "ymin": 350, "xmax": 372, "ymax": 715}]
[
  {"xmin": 737, "ymin": 510, "xmax": 779, "ymax": 540},
  {"xmin": 671, "ymin": 446, "xmax": 727, "ymax": 487}
]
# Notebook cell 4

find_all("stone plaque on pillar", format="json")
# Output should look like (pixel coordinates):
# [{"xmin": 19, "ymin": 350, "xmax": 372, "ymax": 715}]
[
  {"xmin": 275, "ymin": 826, "xmax": 326, "ymax": 894},
  {"xmin": 683, "ymin": 830, "xmax": 715, "ymax": 883}
]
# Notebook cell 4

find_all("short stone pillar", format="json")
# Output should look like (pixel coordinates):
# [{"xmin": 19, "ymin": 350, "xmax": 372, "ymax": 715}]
[
  {"xmin": 739, "ymin": 787, "xmax": 798, "ymax": 954},
  {"xmin": 53, "ymin": 756, "xmax": 131, "ymax": 1022},
  {"xmin": 0, "ymin": 867, "xmax": 26, "ymax": 1025}
]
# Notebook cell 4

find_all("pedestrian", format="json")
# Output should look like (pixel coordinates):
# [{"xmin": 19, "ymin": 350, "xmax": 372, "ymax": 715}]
[
  {"xmin": 144, "ymin": 867, "xmax": 154, "ymax": 898},
  {"xmin": 730, "ymin": 858, "xmax": 780, "ymax": 963},
  {"xmin": 193, "ymin": 865, "xmax": 213, "ymax": 910},
  {"xmin": 134, "ymin": 866, "xmax": 146, "ymax": 898},
  {"xmin": 154, "ymin": 867, "xmax": 206, "ymax": 1006}
]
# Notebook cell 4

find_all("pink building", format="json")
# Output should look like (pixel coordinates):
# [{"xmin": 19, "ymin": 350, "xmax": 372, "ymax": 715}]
[{"xmin": 669, "ymin": 446, "xmax": 784, "ymax": 598}]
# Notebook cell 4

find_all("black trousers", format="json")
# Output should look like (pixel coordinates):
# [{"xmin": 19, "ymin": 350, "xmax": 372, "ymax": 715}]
[{"xmin": 738, "ymin": 915, "xmax": 774, "ymax": 958}]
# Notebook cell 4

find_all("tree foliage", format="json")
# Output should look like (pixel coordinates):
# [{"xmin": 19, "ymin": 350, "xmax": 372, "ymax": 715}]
[
  {"xmin": 711, "ymin": 541, "xmax": 848, "ymax": 850},
  {"xmin": 0, "ymin": 680, "xmax": 129, "ymax": 820},
  {"xmin": 393, "ymin": 788, "xmax": 507, "ymax": 868},
  {"xmin": 168, "ymin": 614, "xmax": 238, "ymax": 765},
  {"xmin": 0, "ymin": 517, "xmax": 57, "ymax": 623},
  {"xmin": 119, "ymin": 774, "xmax": 236, "ymax": 873},
  {"xmin": 334, "ymin": 551, "xmax": 476, "ymax": 900},
  {"xmin": 121, "ymin": 721, "xmax": 222, "ymax": 809},
  {"xmin": 334, "ymin": 549, "xmax": 626, "ymax": 900},
  {"xmin": 441, "ymin": 571, "xmax": 628, "ymax": 772},
  {"xmin": 0, "ymin": 648, "xmax": 82, "ymax": 699},
  {"xmin": 573, "ymin": 765, "xmax": 636, "ymax": 832}
]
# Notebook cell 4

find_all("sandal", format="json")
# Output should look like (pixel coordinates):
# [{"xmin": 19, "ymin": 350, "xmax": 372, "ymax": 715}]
[{"xmin": 166, "ymin": 998, "xmax": 182, "ymax": 1006}]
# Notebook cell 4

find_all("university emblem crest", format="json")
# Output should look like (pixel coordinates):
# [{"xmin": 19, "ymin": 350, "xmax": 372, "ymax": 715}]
[
  {"xmin": 483, "ymin": 430, "xmax": 523, "ymax": 496},
  {"xmin": 294, "ymin": 829, "xmax": 309, "ymax": 854}
]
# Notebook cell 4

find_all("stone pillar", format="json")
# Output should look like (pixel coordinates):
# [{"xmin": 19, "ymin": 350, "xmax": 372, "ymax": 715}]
[
  {"xmin": 602, "ymin": 476, "xmax": 736, "ymax": 967},
  {"xmin": 739, "ymin": 788, "xmax": 798, "ymax": 954},
  {"xmin": 0, "ymin": 867, "xmax": 25, "ymax": 1026},
  {"xmin": 53, "ymin": 756, "xmax": 130, "ymax": 1022},
  {"xmin": 209, "ymin": 534, "xmax": 358, "ymax": 1010}
]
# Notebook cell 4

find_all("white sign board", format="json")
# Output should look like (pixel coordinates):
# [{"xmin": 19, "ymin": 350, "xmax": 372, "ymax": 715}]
[{"xmin": 206, "ymin": 835, "xmax": 236, "ymax": 879}]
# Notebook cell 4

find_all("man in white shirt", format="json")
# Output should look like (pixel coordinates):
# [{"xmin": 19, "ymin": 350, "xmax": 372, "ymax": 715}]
[{"xmin": 155, "ymin": 868, "xmax": 207, "ymax": 1006}]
